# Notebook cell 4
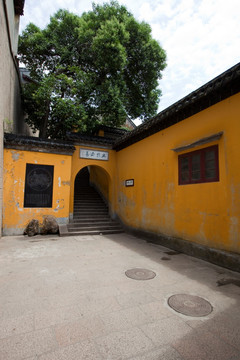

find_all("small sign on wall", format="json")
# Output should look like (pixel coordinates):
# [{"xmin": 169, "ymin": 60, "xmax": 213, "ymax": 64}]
[
  {"xmin": 125, "ymin": 179, "xmax": 134, "ymax": 187},
  {"xmin": 80, "ymin": 148, "xmax": 109, "ymax": 161}
]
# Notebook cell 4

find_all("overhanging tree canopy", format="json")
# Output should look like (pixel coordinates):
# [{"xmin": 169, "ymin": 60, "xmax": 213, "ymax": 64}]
[{"xmin": 19, "ymin": 1, "xmax": 167, "ymax": 138}]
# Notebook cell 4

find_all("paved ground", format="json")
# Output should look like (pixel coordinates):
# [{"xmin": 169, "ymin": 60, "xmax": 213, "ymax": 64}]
[{"xmin": 0, "ymin": 232, "xmax": 240, "ymax": 360}]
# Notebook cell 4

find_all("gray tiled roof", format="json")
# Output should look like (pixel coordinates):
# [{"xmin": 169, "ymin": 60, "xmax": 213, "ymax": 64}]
[
  {"xmin": 4, "ymin": 133, "xmax": 75, "ymax": 155},
  {"xmin": 66, "ymin": 133, "xmax": 115, "ymax": 147},
  {"xmin": 14, "ymin": 0, "xmax": 25, "ymax": 15},
  {"xmin": 113, "ymin": 62, "xmax": 240, "ymax": 151}
]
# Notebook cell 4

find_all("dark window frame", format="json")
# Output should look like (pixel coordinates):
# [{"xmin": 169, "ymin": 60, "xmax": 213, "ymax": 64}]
[
  {"xmin": 178, "ymin": 145, "xmax": 219, "ymax": 185},
  {"xmin": 24, "ymin": 163, "xmax": 54, "ymax": 208}
]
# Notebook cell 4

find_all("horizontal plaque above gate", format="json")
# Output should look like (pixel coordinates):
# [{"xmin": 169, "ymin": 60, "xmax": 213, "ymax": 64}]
[{"xmin": 80, "ymin": 148, "xmax": 109, "ymax": 161}]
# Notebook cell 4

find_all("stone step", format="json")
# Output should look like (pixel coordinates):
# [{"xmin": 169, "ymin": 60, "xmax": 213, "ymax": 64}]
[
  {"xmin": 72, "ymin": 219, "xmax": 111, "ymax": 224},
  {"xmin": 74, "ymin": 197, "xmax": 101, "ymax": 200},
  {"xmin": 62, "ymin": 229, "xmax": 124, "ymax": 236},
  {"xmin": 74, "ymin": 208, "xmax": 107, "ymax": 213},
  {"xmin": 74, "ymin": 192, "xmax": 100, "ymax": 195},
  {"xmin": 73, "ymin": 211, "xmax": 109, "ymax": 217},
  {"xmin": 75, "ymin": 200, "xmax": 102, "ymax": 202},
  {"xmin": 73, "ymin": 212, "xmax": 108, "ymax": 216},
  {"xmin": 67, "ymin": 184, "xmax": 124, "ymax": 236},
  {"xmin": 69, "ymin": 223, "xmax": 117, "ymax": 229},
  {"xmin": 71, "ymin": 218, "xmax": 115, "ymax": 224},
  {"xmin": 74, "ymin": 207, "xmax": 105, "ymax": 210},
  {"xmin": 68, "ymin": 224, "xmax": 122, "ymax": 232},
  {"xmin": 74, "ymin": 204, "xmax": 107, "ymax": 209},
  {"xmin": 73, "ymin": 214, "xmax": 110, "ymax": 219},
  {"xmin": 74, "ymin": 206, "xmax": 108, "ymax": 210},
  {"xmin": 72, "ymin": 214, "xmax": 110, "ymax": 219},
  {"xmin": 74, "ymin": 200, "xmax": 104, "ymax": 204}
]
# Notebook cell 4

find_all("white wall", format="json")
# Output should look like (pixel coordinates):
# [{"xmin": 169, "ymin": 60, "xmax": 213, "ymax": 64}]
[{"xmin": 0, "ymin": 1, "xmax": 24, "ymax": 236}]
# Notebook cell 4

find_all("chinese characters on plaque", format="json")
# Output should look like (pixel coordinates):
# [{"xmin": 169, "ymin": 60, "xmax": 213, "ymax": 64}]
[{"xmin": 80, "ymin": 149, "xmax": 109, "ymax": 161}]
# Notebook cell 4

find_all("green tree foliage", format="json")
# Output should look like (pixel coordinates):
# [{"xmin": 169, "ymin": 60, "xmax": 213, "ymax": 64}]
[{"xmin": 19, "ymin": 2, "xmax": 167, "ymax": 138}]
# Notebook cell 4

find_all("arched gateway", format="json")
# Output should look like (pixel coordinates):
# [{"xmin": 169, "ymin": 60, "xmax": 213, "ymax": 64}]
[{"xmin": 67, "ymin": 165, "xmax": 122, "ymax": 236}]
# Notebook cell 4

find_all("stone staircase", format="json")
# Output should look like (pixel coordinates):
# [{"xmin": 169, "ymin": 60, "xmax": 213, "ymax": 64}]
[{"xmin": 59, "ymin": 168, "xmax": 124, "ymax": 236}]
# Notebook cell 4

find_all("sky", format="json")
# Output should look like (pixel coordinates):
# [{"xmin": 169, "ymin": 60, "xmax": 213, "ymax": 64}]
[{"xmin": 19, "ymin": 0, "xmax": 240, "ymax": 117}]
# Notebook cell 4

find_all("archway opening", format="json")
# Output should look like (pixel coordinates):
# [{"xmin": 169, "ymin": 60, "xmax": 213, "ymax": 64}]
[
  {"xmin": 74, "ymin": 167, "xmax": 90, "ymax": 192},
  {"xmin": 74, "ymin": 165, "xmax": 110, "ymax": 208},
  {"xmin": 89, "ymin": 165, "xmax": 110, "ymax": 204},
  {"xmin": 71, "ymin": 166, "xmax": 121, "ymax": 234}
]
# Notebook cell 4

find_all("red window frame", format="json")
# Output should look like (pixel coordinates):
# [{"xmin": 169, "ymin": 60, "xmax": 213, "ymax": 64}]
[{"xmin": 178, "ymin": 145, "xmax": 219, "ymax": 185}]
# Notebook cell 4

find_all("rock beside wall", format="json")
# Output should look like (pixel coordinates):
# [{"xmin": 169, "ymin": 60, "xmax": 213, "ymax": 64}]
[
  {"xmin": 24, "ymin": 219, "xmax": 39, "ymax": 236},
  {"xmin": 23, "ymin": 216, "xmax": 59, "ymax": 236},
  {"xmin": 41, "ymin": 216, "xmax": 59, "ymax": 235}
]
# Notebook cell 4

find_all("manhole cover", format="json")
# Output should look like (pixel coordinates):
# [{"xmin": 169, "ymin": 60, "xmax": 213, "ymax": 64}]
[
  {"xmin": 168, "ymin": 294, "xmax": 213, "ymax": 317},
  {"xmin": 125, "ymin": 268, "xmax": 156, "ymax": 280}
]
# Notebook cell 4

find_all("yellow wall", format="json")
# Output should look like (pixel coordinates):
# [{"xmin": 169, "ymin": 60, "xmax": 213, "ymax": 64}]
[
  {"xmin": 89, "ymin": 166, "xmax": 109, "ymax": 203},
  {"xmin": 116, "ymin": 93, "xmax": 240, "ymax": 254},
  {"xmin": 70, "ymin": 145, "xmax": 117, "ymax": 218},
  {"xmin": 2, "ymin": 93, "xmax": 240, "ymax": 255},
  {"xmin": 3, "ymin": 149, "xmax": 72, "ymax": 235}
]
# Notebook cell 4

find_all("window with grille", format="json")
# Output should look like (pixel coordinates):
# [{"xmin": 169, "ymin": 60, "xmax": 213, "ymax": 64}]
[{"xmin": 178, "ymin": 145, "xmax": 219, "ymax": 185}]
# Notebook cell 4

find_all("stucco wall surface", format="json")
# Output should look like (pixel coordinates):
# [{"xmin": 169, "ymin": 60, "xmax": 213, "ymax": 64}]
[
  {"xmin": 116, "ymin": 93, "xmax": 240, "ymax": 254},
  {"xmin": 0, "ymin": 1, "xmax": 14, "ymax": 237},
  {"xmin": 90, "ymin": 166, "xmax": 110, "ymax": 203},
  {"xmin": 0, "ymin": 122, "xmax": 2, "ymax": 238},
  {"xmin": 5, "ymin": 0, "xmax": 19, "ymax": 55},
  {"xmin": 3, "ymin": 149, "xmax": 72, "ymax": 235},
  {"xmin": 0, "ymin": 1, "xmax": 24, "ymax": 135},
  {"xmin": 0, "ymin": 1, "xmax": 28, "ymax": 236}
]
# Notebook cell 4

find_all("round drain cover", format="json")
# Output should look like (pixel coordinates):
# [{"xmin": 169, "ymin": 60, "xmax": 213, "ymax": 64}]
[
  {"xmin": 125, "ymin": 268, "xmax": 156, "ymax": 280},
  {"xmin": 168, "ymin": 294, "xmax": 213, "ymax": 317}
]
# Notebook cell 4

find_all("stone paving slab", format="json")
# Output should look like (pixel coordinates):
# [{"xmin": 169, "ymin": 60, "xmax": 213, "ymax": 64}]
[{"xmin": 0, "ymin": 233, "xmax": 240, "ymax": 359}]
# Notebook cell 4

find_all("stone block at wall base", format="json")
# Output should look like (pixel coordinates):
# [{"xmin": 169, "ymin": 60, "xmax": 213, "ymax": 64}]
[{"xmin": 117, "ymin": 218, "xmax": 240, "ymax": 273}]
